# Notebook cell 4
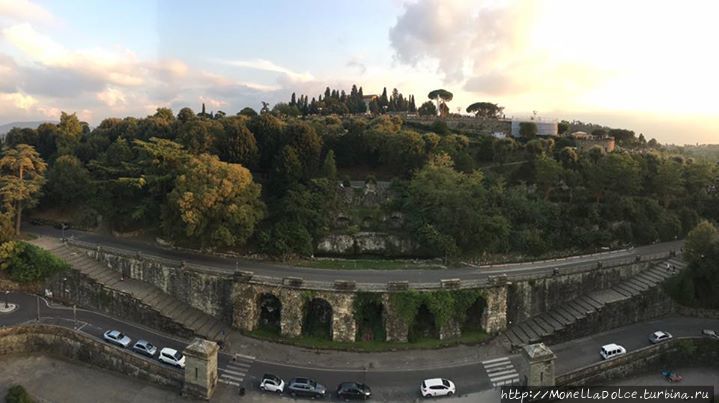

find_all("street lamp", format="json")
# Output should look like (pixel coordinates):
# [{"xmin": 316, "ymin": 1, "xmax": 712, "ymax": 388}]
[
  {"xmin": 61, "ymin": 223, "xmax": 67, "ymax": 241},
  {"xmin": 4, "ymin": 291, "xmax": 8, "ymax": 309}
]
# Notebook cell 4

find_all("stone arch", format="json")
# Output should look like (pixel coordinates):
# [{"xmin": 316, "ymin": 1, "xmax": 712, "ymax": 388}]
[
  {"xmin": 355, "ymin": 298, "xmax": 386, "ymax": 342},
  {"xmin": 257, "ymin": 293, "xmax": 282, "ymax": 334},
  {"xmin": 462, "ymin": 296, "xmax": 487, "ymax": 332},
  {"xmin": 302, "ymin": 298, "xmax": 333, "ymax": 339},
  {"xmin": 409, "ymin": 303, "xmax": 438, "ymax": 342}
]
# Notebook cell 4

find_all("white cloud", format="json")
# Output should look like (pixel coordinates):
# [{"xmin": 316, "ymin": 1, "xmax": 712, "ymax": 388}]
[
  {"xmin": 0, "ymin": 91, "xmax": 37, "ymax": 109},
  {"xmin": 97, "ymin": 87, "xmax": 127, "ymax": 107},
  {"xmin": 223, "ymin": 58, "xmax": 314, "ymax": 82},
  {"xmin": 0, "ymin": 0, "xmax": 55, "ymax": 24}
]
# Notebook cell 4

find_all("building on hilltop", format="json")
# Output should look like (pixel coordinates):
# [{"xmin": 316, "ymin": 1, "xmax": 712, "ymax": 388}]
[
  {"xmin": 570, "ymin": 131, "xmax": 616, "ymax": 152},
  {"xmin": 510, "ymin": 119, "xmax": 558, "ymax": 138},
  {"xmin": 362, "ymin": 95, "xmax": 378, "ymax": 114}
]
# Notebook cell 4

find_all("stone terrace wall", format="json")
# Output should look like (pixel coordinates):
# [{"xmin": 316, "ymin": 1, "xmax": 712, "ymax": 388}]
[
  {"xmin": 76, "ymin": 245, "xmax": 235, "ymax": 323},
  {"xmin": 557, "ymin": 337, "xmax": 719, "ymax": 386},
  {"xmin": 0, "ymin": 324, "xmax": 183, "ymax": 390},
  {"xmin": 508, "ymin": 260, "xmax": 653, "ymax": 323},
  {"xmin": 46, "ymin": 268, "xmax": 196, "ymax": 339}
]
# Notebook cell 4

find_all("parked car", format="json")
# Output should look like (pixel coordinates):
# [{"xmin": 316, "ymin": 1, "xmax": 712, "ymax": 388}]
[
  {"xmin": 649, "ymin": 331, "xmax": 672, "ymax": 344},
  {"xmin": 259, "ymin": 374, "xmax": 285, "ymax": 393},
  {"xmin": 420, "ymin": 378, "xmax": 455, "ymax": 398},
  {"xmin": 287, "ymin": 377, "xmax": 327, "ymax": 399},
  {"xmin": 599, "ymin": 343, "xmax": 626, "ymax": 360},
  {"xmin": 132, "ymin": 340, "xmax": 157, "ymax": 357},
  {"xmin": 702, "ymin": 329, "xmax": 719, "ymax": 339},
  {"xmin": 103, "ymin": 330, "xmax": 131, "ymax": 348},
  {"xmin": 336, "ymin": 382, "xmax": 372, "ymax": 400},
  {"xmin": 158, "ymin": 347, "xmax": 186, "ymax": 369}
]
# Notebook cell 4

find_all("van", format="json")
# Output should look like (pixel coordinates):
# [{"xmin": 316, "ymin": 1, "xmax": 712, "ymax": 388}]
[{"xmin": 599, "ymin": 343, "xmax": 626, "ymax": 360}]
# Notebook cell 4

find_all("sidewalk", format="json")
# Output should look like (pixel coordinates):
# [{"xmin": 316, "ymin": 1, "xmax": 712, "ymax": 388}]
[{"xmin": 225, "ymin": 329, "xmax": 513, "ymax": 371}]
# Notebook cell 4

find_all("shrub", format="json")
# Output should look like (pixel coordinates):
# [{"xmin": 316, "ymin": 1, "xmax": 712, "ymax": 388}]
[
  {"xmin": 6, "ymin": 385, "xmax": 34, "ymax": 403},
  {"xmin": 0, "ymin": 241, "xmax": 69, "ymax": 283}
]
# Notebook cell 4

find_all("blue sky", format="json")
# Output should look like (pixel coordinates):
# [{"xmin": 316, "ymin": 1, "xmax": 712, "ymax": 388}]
[{"xmin": 1, "ymin": 0, "xmax": 718, "ymax": 144}]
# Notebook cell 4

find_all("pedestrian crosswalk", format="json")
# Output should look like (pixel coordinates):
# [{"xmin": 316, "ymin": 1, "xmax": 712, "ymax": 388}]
[
  {"xmin": 218, "ymin": 353, "xmax": 255, "ymax": 387},
  {"xmin": 482, "ymin": 356, "xmax": 520, "ymax": 387}
]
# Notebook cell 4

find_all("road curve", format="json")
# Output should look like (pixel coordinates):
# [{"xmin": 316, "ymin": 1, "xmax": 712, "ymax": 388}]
[{"xmin": 26, "ymin": 223, "xmax": 683, "ymax": 284}]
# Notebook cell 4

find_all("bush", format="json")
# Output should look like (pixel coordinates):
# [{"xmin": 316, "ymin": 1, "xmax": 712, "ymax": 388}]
[
  {"xmin": 6, "ymin": 385, "xmax": 34, "ymax": 403},
  {"xmin": 0, "ymin": 241, "xmax": 69, "ymax": 283}
]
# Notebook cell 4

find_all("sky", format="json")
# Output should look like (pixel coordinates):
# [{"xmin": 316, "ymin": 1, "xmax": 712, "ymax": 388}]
[{"xmin": 0, "ymin": 0, "xmax": 718, "ymax": 144}]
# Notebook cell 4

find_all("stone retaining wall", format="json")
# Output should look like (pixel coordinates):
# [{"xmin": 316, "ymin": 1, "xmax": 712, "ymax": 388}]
[
  {"xmin": 0, "ymin": 324, "xmax": 183, "ymax": 390},
  {"xmin": 508, "ymin": 261, "xmax": 651, "ymax": 324},
  {"xmin": 46, "ymin": 269, "xmax": 195, "ymax": 339}
]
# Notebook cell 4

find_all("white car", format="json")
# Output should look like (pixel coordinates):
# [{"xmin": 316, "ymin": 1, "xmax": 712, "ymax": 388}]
[
  {"xmin": 259, "ymin": 374, "xmax": 285, "ymax": 393},
  {"xmin": 103, "ymin": 330, "xmax": 131, "ymax": 348},
  {"xmin": 421, "ymin": 378, "xmax": 455, "ymax": 398},
  {"xmin": 599, "ymin": 343, "xmax": 626, "ymax": 360},
  {"xmin": 649, "ymin": 331, "xmax": 672, "ymax": 344},
  {"xmin": 159, "ymin": 347, "xmax": 186, "ymax": 369}
]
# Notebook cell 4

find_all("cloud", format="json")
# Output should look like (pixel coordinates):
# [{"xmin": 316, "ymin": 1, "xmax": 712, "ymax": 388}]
[
  {"xmin": 0, "ymin": 92, "xmax": 37, "ymax": 110},
  {"xmin": 223, "ymin": 58, "xmax": 314, "ymax": 82},
  {"xmin": 346, "ymin": 57, "xmax": 367, "ymax": 75},
  {"xmin": 97, "ymin": 87, "xmax": 127, "ymax": 107},
  {"xmin": 0, "ymin": 0, "xmax": 55, "ymax": 24}
]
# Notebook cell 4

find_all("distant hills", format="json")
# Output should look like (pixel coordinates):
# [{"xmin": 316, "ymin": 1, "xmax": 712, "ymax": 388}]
[{"xmin": 0, "ymin": 121, "xmax": 55, "ymax": 138}]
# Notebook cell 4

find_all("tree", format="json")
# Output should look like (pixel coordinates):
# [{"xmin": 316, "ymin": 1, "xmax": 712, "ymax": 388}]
[
  {"xmin": 57, "ymin": 112, "xmax": 84, "ymax": 156},
  {"xmin": 418, "ymin": 101, "xmax": 437, "ymax": 117},
  {"xmin": 519, "ymin": 122, "xmax": 538, "ymax": 139},
  {"xmin": 466, "ymin": 102, "xmax": 504, "ymax": 119},
  {"xmin": 427, "ymin": 89, "xmax": 453, "ymax": 117},
  {"xmin": 0, "ymin": 145, "xmax": 47, "ymax": 235},
  {"xmin": 238, "ymin": 107, "xmax": 258, "ymax": 117},
  {"xmin": 5, "ymin": 384, "xmax": 34, "ymax": 403},
  {"xmin": 44, "ymin": 155, "xmax": 92, "ymax": 208},
  {"xmin": 214, "ymin": 117, "xmax": 259, "ymax": 167},
  {"xmin": 162, "ymin": 153, "xmax": 264, "ymax": 248},
  {"xmin": 684, "ymin": 220, "xmax": 719, "ymax": 264},
  {"xmin": 272, "ymin": 102, "xmax": 301, "ymax": 117},
  {"xmin": 321, "ymin": 150, "xmax": 337, "ymax": 179},
  {"xmin": 283, "ymin": 121, "xmax": 322, "ymax": 178},
  {"xmin": 177, "ymin": 107, "xmax": 196, "ymax": 123}
]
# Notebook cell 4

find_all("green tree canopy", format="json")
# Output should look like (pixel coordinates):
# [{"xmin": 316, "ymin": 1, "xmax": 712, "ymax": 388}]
[
  {"xmin": 163, "ymin": 153, "xmax": 264, "ymax": 248},
  {"xmin": 0, "ymin": 144, "xmax": 47, "ymax": 235}
]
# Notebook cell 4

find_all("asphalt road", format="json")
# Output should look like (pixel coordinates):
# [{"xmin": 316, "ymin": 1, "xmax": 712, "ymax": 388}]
[
  {"xmin": 26, "ymin": 224, "xmax": 683, "ymax": 284},
  {"xmin": 552, "ymin": 316, "xmax": 719, "ymax": 374},
  {"xmin": 2, "ymin": 293, "xmax": 716, "ymax": 401}
]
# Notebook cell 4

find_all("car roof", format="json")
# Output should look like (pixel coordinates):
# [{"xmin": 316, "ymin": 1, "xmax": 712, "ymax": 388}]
[
  {"xmin": 424, "ymin": 378, "xmax": 447, "ymax": 386},
  {"xmin": 108, "ymin": 330, "xmax": 120, "ymax": 335},
  {"xmin": 160, "ymin": 347, "xmax": 178, "ymax": 354},
  {"xmin": 653, "ymin": 331, "xmax": 666, "ymax": 337},
  {"xmin": 135, "ymin": 339, "xmax": 151, "ymax": 345},
  {"xmin": 601, "ymin": 343, "xmax": 621, "ymax": 349},
  {"xmin": 291, "ymin": 378, "xmax": 309, "ymax": 384},
  {"xmin": 263, "ymin": 374, "xmax": 280, "ymax": 380}
]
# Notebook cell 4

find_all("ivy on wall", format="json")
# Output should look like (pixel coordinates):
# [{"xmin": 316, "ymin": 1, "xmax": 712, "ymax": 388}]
[{"xmin": 387, "ymin": 289, "xmax": 486, "ymax": 329}]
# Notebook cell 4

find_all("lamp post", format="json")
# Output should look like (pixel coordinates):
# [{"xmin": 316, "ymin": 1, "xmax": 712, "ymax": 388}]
[
  {"xmin": 73, "ymin": 304, "xmax": 77, "ymax": 329},
  {"xmin": 4, "ymin": 290, "xmax": 8, "ymax": 309},
  {"xmin": 61, "ymin": 223, "xmax": 67, "ymax": 241}
]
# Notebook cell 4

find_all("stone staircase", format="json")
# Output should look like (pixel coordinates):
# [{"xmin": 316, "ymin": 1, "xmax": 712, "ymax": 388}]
[
  {"xmin": 504, "ymin": 256, "xmax": 685, "ymax": 348},
  {"xmin": 50, "ymin": 243, "xmax": 226, "ymax": 342}
]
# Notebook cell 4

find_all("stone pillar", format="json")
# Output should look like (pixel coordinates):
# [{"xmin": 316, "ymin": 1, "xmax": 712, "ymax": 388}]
[
  {"xmin": 231, "ymin": 285, "xmax": 259, "ymax": 332},
  {"xmin": 183, "ymin": 338, "xmax": 219, "ymax": 400},
  {"xmin": 331, "ymin": 293, "xmax": 357, "ymax": 342},
  {"xmin": 481, "ymin": 284, "xmax": 508, "ymax": 333},
  {"xmin": 280, "ymin": 291, "xmax": 303, "ymax": 337},
  {"xmin": 383, "ymin": 294, "xmax": 409, "ymax": 342},
  {"xmin": 521, "ymin": 343, "xmax": 556, "ymax": 387}
]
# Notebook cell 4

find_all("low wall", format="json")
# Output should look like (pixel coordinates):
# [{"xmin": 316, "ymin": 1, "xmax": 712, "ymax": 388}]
[
  {"xmin": 46, "ymin": 269, "xmax": 196, "ymax": 339},
  {"xmin": 673, "ymin": 304, "xmax": 719, "ymax": 320},
  {"xmin": 557, "ymin": 337, "xmax": 719, "ymax": 386},
  {"xmin": 0, "ymin": 324, "xmax": 183, "ymax": 390}
]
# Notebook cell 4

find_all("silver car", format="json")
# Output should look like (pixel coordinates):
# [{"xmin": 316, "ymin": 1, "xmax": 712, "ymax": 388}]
[
  {"xmin": 132, "ymin": 340, "xmax": 158, "ymax": 357},
  {"xmin": 649, "ymin": 331, "xmax": 672, "ymax": 344},
  {"xmin": 103, "ymin": 330, "xmax": 131, "ymax": 348}
]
